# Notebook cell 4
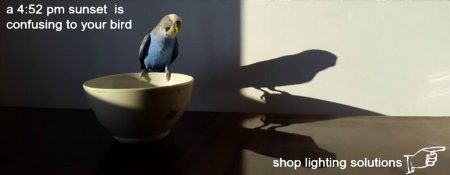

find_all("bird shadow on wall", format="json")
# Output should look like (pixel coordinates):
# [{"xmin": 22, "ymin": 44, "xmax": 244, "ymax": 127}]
[{"xmin": 227, "ymin": 49, "xmax": 382, "ymax": 119}]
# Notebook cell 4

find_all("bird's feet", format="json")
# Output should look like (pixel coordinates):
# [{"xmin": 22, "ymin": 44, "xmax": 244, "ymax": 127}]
[
  {"xmin": 165, "ymin": 67, "xmax": 171, "ymax": 81},
  {"xmin": 139, "ymin": 70, "xmax": 150, "ymax": 82}
]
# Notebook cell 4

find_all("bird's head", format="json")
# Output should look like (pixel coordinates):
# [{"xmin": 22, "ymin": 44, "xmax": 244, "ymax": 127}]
[{"xmin": 158, "ymin": 14, "xmax": 182, "ymax": 38}]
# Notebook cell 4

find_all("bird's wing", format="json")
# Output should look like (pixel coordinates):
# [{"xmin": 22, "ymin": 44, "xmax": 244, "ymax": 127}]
[
  {"xmin": 170, "ymin": 38, "xmax": 179, "ymax": 64},
  {"xmin": 138, "ymin": 33, "xmax": 151, "ymax": 70}
]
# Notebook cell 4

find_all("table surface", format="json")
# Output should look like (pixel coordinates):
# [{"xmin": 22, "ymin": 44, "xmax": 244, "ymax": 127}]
[{"xmin": 0, "ymin": 107, "xmax": 449, "ymax": 175}]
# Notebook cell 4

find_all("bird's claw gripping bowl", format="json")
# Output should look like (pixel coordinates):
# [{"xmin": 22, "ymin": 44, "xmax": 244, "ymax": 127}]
[{"xmin": 83, "ymin": 72, "xmax": 193, "ymax": 144}]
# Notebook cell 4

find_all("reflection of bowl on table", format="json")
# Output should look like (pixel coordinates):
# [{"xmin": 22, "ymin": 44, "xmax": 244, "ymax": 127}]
[{"xmin": 83, "ymin": 73, "xmax": 193, "ymax": 143}]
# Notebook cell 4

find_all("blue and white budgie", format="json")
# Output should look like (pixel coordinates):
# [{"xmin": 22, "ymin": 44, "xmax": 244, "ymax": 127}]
[{"xmin": 139, "ymin": 14, "xmax": 182, "ymax": 81}]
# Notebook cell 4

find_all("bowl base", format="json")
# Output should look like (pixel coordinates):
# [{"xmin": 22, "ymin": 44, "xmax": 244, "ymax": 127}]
[{"xmin": 113, "ymin": 130, "xmax": 171, "ymax": 144}]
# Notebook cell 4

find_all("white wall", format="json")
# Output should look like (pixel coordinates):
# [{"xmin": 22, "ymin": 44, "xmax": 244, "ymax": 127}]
[
  {"xmin": 0, "ymin": 0, "xmax": 448, "ymax": 116},
  {"xmin": 239, "ymin": 1, "xmax": 449, "ymax": 116}
]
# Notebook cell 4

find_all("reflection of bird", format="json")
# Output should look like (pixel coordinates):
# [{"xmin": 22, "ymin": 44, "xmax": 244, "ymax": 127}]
[
  {"xmin": 242, "ymin": 127, "xmax": 336, "ymax": 163},
  {"xmin": 139, "ymin": 14, "xmax": 182, "ymax": 81}
]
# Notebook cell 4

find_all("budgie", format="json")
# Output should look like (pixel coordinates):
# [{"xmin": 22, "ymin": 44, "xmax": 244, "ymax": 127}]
[{"xmin": 139, "ymin": 14, "xmax": 182, "ymax": 81}]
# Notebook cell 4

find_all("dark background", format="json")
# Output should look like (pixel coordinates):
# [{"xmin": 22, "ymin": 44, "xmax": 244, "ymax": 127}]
[{"xmin": 0, "ymin": 0, "xmax": 380, "ymax": 115}]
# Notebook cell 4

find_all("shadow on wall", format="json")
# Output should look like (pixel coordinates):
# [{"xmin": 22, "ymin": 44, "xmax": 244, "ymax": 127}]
[
  {"xmin": 238, "ymin": 50, "xmax": 337, "ymax": 89},
  {"xmin": 219, "ymin": 49, "xmax": 382, "ymax": 116}
]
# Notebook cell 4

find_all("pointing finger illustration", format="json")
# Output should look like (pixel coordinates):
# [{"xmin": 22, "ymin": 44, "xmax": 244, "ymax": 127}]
[{"xmin": 404, "ymin": 146, "xmax": 446, "ymax": 174}]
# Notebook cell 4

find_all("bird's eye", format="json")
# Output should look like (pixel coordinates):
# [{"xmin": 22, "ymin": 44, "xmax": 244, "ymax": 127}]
[{"xmin": 165, "ymin": 27, "xmax": 170, "ymax": 32}]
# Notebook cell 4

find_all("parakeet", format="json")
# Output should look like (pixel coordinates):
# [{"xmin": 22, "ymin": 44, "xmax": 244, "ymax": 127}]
[{"xmin": 139, "ymin": 14, "xmax": 182, "ymax": 81}]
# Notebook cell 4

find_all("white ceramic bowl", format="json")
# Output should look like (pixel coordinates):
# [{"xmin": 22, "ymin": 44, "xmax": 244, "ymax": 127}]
[{"xmin": 83, "ymin": 73, "xmax": 193, "ymax": 143}]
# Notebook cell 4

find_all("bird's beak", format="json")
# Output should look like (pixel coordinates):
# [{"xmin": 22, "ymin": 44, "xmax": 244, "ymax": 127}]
[
  {"xmin": 174, "ymin": 24, "xmax": 180, "ymax": 33},
  {"xmin": 174, "ymin": 21, "xmax": 181, "ymax": 33}
]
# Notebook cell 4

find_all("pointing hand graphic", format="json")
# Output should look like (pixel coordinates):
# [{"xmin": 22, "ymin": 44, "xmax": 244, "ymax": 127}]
[{"xmin": 404, "ymin": 146, "xmax": 446, "ymax": 174}]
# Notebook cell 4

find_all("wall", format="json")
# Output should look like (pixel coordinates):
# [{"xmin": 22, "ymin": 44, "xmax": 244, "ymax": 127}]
[
  {"xmin": 0, "ymin": 0, "xmax": 448, "ymax": 116},
  {"xmin": 239, "ymin": 1, "xmax": 449, "ymax": 116}
]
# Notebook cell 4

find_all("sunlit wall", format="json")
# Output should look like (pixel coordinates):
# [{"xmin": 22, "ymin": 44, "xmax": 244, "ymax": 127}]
[{"xmin": 240, "ymin": 1, "xmax": 449, "ymax": 116}]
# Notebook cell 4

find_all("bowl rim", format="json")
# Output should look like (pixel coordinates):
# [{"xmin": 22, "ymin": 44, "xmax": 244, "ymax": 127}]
[{"xmin": 83, "ymin": 72, "xmax": 193, "ymax": 91}]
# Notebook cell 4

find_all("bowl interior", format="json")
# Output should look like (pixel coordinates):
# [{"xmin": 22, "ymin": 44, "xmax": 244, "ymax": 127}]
[{"xmin": 83, "ymin": 73, "xmax": 193, "ymax": 90}]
